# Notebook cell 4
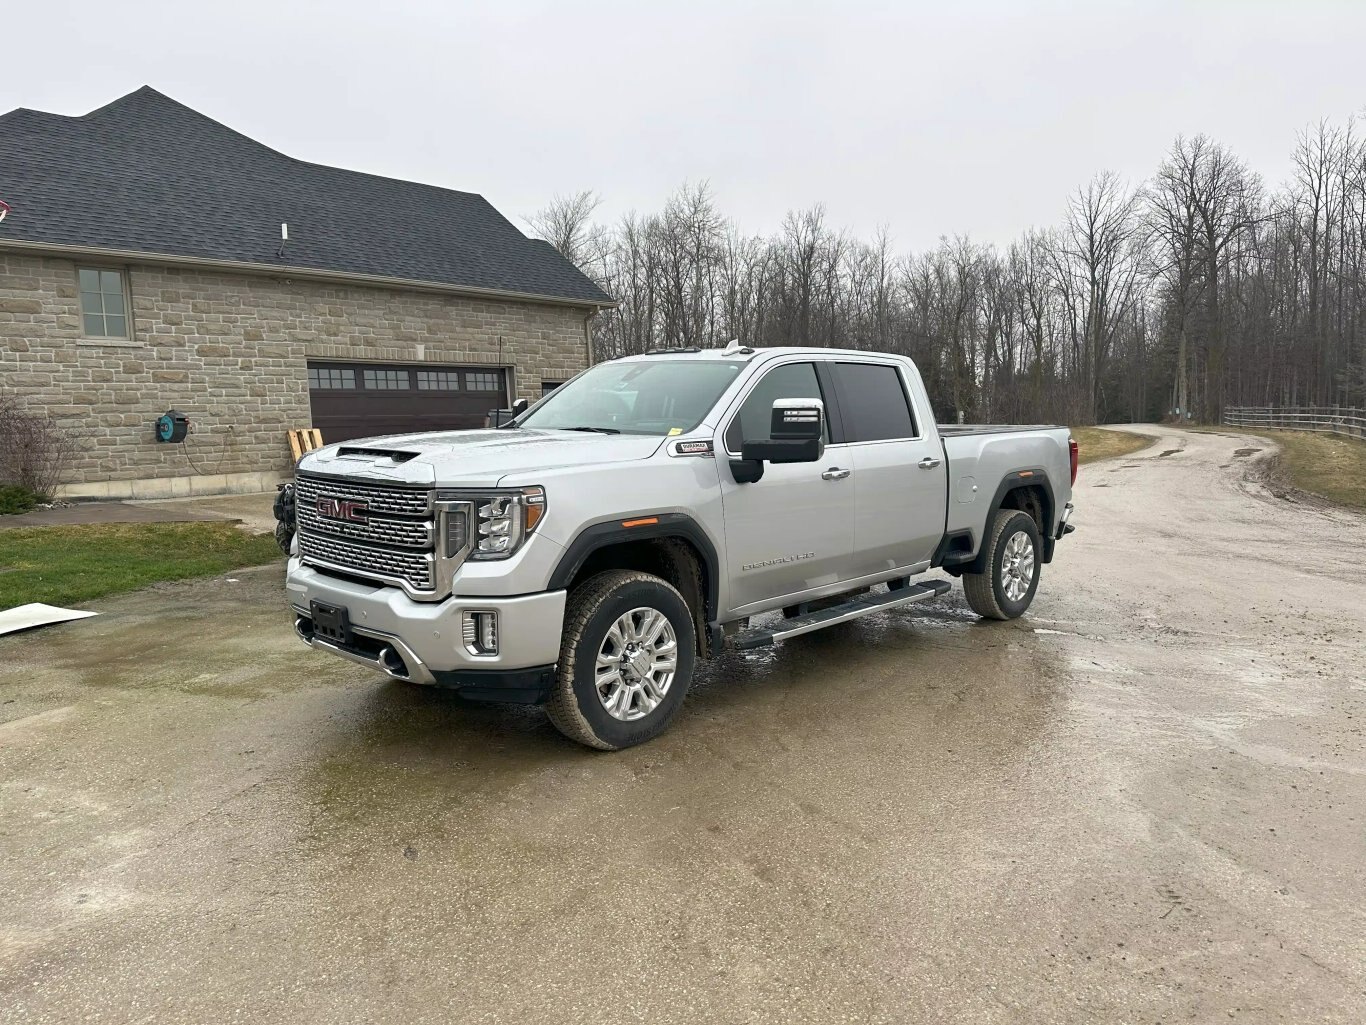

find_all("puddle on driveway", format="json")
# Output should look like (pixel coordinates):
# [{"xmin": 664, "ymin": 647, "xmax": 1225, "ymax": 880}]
[{"xmin": 297, "ymin": 599, "xmax": 1070, "ymax": 863}]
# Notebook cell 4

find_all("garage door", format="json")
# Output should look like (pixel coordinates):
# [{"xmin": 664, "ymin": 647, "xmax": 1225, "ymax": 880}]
[{"xmin": 306, "ymin": 362, "xmax": 508, "ymax": 443}]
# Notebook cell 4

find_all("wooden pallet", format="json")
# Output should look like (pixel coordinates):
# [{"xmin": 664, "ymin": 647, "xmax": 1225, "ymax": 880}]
[{"xmin": 288, "ymin": 428, "xmax": 324, "ymax": 462}]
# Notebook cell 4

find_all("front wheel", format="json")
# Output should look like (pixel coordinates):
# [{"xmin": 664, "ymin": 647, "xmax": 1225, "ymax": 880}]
[
  {"xmin": 545, "ymin": 570, "xmax": 696, "ymax": 750},
  {"xmin": 963, "ymin": 510, "xmax": 1041, "ymax": 620}
]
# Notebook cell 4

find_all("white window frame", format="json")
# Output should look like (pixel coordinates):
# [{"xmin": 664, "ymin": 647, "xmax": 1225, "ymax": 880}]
[{"xmin": 77, "ymin": 266, "xmax": 132, "ymax": 340}]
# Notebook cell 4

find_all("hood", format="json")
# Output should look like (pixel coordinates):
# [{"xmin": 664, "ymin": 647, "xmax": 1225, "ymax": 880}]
[{"xmin": 297, "ymin": 428, "xmax": 665, "ymax": 487}]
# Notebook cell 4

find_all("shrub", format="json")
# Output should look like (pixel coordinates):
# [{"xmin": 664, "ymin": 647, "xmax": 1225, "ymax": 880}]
[
  {"xmin": 0, "ymin": 394, "xmax": 76, "ymax": 500},
  {"xmin": 0, "ymin": 484, "xmax": 41, "ymax": 516}
]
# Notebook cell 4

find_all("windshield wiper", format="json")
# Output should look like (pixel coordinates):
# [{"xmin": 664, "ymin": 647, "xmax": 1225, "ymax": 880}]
[{"xmin": 561, "ymin": 425, "xmax": 622, "ymax": 434}]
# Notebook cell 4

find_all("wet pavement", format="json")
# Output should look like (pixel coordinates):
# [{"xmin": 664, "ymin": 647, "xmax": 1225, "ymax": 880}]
[{"xmin": 2, "ymin": 426, "xmax": 1363, "ymax": 1023}]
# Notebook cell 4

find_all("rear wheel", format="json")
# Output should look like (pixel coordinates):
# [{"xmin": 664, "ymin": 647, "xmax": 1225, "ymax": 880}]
[
  {"xmin": 545, "ymin": 570, "xmax": 696, "ymax": 750},
  {"xmin": 963, "ymin": 510, "xmax": 1041, "ymax": 620}
]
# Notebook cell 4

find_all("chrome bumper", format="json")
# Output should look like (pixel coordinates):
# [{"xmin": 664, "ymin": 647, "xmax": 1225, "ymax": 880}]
[
  {"xmin": 1055, "ymin": 501, "xmax": 1075, "ymax": 538},
  {"xmin": 291, "ymin": 609, "xmax": 440, "ymax": 684},
  {"xmin": 286, "ymin": 559, "xmax": 567, "ymax": 682}
]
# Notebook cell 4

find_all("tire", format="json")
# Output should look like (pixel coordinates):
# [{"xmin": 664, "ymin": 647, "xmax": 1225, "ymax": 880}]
[
  {"xmin": 963, "ymin": 510, "xmax": 1042, "ymax": 621},
  {"xmin": 274, "ymin": 521, "xmax": 295, "ymax": 556},
  {"xmin": 545, "ymin": 570, "xmax": 696, "ymax": 750}
]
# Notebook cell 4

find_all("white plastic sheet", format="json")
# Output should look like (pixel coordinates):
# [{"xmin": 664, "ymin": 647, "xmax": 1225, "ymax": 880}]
[{"xmin": 0, "ymin": 603, "xmax": 98, "ymax": 636}]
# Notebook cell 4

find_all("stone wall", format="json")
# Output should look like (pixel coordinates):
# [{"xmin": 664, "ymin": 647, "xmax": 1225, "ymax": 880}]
[{"xmin": 0, "ymin": 251, "xmax": 591, "ymax": 497}]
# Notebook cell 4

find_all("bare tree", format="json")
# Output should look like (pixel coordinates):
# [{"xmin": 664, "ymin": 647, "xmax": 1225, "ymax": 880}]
[
  {"xmin": 1052, "ymin": 172, "xmax": 1144, "ymax": 423},
  {"xmin": 527, "ymin": 190, "xmax": 606, "ymax": 274},
  {"xmin": 538, "ymin": 110, "xmax": 1366, "ymax": 426}
]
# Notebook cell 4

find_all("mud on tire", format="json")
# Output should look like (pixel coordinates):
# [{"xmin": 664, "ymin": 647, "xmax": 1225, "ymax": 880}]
[{"xmin": 545, "ymin": 570, "xmax": 696, "ymax": 750}]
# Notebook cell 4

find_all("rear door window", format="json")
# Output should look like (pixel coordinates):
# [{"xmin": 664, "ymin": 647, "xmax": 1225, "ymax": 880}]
[
  {"xmin": 832, "ymin": 363, "xmax": 918, "ymax": 442},
  {"xmin": 725, "ymin": 362, "xmax": 828, "ymax": 452}
]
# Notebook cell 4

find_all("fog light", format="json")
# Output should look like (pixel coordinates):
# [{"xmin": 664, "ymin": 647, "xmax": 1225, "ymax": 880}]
[{"xmin": 463, "ymin": 611, "xmax": 499, "ymax": 655}]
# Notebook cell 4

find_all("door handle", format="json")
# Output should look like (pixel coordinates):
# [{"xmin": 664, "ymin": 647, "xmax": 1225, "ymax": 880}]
[
  {"xmin": 918, "ymin": 457, "xmax": 942, "ymax": 469},
  {"xmin": 821, "ymin": 467, "xmax": 851, "ymax": 481}
]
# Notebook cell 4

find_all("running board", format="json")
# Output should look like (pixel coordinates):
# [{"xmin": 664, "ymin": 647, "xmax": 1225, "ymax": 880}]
[{"xmin": 728, "ymin": 579, "xmax": 953, "ymax": 651}]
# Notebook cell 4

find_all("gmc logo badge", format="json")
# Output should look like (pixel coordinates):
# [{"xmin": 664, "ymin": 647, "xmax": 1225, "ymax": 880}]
[{"xmin": 317, "ymin": 497, "xmax": 369, "ymax": 523}]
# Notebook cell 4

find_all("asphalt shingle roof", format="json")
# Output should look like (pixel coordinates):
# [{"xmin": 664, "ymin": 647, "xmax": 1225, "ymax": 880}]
[{"xmin": 0, "ymin": 87, "xmax": 612, "ymax": 306}]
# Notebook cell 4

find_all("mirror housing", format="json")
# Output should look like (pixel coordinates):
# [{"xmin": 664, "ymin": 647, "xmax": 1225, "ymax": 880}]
[
  {"xmin": 740, "ymin": 398, "xmax": 825, "ymax": 465},
  {"xmin": 728, "ymin": 458, "xmax": 765, "ymax": 484},
  {"xmin": 488, "ymin": 398, "xmax": 531, "ymax": 429}
]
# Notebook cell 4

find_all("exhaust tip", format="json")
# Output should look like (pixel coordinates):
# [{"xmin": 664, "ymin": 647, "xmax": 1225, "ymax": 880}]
[{"xmin": 378, "ymin": 646, "xmax": 410, "ymax": 680}]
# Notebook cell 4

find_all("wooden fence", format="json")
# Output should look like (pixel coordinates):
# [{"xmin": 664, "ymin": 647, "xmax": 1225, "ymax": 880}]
[{"xmin": 1223, "ymin": 406, "xmax": 1366, "ymax": 441}]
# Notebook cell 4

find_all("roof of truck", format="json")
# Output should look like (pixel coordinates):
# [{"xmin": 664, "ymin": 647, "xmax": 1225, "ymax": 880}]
[{"xmin": 619, "ymin": 345, "xmax": 906, "ymax": 362}]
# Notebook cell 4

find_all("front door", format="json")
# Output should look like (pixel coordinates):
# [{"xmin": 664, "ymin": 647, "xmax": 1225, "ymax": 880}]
[{"xmin": 716, "ymin": 361, "xmax": 855, "ymax": 616}]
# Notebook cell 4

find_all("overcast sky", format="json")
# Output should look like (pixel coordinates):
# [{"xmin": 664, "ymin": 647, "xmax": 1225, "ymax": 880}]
[{"xmin": 6, "ymin": 1, "xmax": 1364, "ymax": 252}]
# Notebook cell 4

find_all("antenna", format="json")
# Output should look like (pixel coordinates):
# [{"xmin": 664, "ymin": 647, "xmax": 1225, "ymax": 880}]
[{"xmin": 281, "ymin": 222, "xmax": 289, "ymax": 241}]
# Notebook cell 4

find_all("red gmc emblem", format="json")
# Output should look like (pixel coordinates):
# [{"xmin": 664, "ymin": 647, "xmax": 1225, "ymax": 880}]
[{"xmin": 317, "ymin": 497, "xmax": 369, "ymax": 523}]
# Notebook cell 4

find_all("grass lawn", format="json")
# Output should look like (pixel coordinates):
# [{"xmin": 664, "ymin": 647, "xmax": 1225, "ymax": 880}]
[
  {"xmin": 0, "ymin": 522, "xmax": 281, "ymax": 608},
  {"xmin": 1071, "ymin": 425, "xmax": 1153, "ymax": 464},
  {"xmin": 1234, "ymin": 429, "xmax": 1366, "ymax": 512}
]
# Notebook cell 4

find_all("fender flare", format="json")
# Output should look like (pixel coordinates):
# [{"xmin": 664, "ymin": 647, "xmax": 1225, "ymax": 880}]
[
  {"xmin": 548, "ymin": 512, "xmax": 721, "ymax": 629},
  {"xmin": 956, "ymin": 470, "xmax": 1057, "ymax": 574}
]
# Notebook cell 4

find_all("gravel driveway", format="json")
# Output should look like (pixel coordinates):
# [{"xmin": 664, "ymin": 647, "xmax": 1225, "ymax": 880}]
[{"xmin": 2, "ymin": 425, "xmax": 1363, "ymax": 1023}]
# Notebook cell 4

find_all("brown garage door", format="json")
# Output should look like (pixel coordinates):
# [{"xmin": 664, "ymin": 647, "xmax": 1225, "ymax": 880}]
[{"xmin": 306, "ymin": 362, "xmax": 508, "ymax": 443}]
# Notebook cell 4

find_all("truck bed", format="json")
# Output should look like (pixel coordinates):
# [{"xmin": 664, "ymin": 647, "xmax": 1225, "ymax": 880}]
[
  {"xmin": 939, "ymin": 424, "xmax": 1074, "ymax": 546},
  {"xmin": 937, "ymin": 424, "xmax": 1068, "ymax": 437}
]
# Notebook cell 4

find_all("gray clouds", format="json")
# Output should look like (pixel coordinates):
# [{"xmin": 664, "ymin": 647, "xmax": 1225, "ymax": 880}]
[{"xmin": 5, "ymin": 0, "xmax": 1363, "ymax": 248}]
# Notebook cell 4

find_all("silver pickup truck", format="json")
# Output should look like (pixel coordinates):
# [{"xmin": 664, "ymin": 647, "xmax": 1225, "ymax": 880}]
[{"xmin": 285, "ymin": 344, "xmax": 1076, "ymax": 749}]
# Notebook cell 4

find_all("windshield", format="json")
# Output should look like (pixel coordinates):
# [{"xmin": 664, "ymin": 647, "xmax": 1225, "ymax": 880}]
[{"xmin": 517, "ymin": 360, "xmax": 744, "ymax": 436}]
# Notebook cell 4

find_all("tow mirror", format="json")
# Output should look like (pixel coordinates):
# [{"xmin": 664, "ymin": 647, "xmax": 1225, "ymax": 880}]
[
  {"xmin": 741, "ymin": 398, "xmax": 825, "ymax": 464},
  {"xmin": 488, "ymin": 397, "xmax": 532, "ymax": 429}
]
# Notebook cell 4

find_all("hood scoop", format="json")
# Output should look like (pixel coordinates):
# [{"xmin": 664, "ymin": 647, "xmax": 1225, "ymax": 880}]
[{"xmin": 335, "ymin": 446, "xmax": 419, "ymax": 464}]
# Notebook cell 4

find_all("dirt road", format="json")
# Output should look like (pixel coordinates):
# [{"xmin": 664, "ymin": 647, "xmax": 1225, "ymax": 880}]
[{"xmin": 2, "ymin": 426, "xmax": 1363, "ymax": 1023}]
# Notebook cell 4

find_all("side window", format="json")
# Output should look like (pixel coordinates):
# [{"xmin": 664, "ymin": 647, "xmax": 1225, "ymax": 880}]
[
  {"xmin": 834, "ymin": 363, "xmax": 918, "ymax": 442},
  {"xmin": 78, "ymin": 267, "xmax": 129, "ymax": 338},
  {"xmin": 725, "ymin": 362, "xmax": 826, "ymax": 452}
]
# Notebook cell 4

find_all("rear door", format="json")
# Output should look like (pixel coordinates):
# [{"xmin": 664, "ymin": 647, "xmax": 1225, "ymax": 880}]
[
  {"xmin": 716, "ymin": 360, "xmax": 855, "ymax": 616},
  {"xmin": 829, "ymin": 360, "xmax": 947, "ymax": 578}
]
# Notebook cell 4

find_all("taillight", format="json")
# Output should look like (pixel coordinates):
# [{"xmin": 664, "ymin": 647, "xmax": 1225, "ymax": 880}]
[{"xmin": 1069, "ymin": 437, "xmax": 1079, "ymax": 485}]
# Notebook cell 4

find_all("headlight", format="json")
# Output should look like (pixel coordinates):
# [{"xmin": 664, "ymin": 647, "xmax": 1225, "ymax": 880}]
[{"xmin": 436, "ymin": 486, "xmax": 545, "ymax": 561}]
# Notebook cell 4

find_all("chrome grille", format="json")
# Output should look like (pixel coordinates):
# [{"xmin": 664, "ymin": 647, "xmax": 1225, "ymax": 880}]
[
  {"xmin": 296, "ymin": 501, "xmax": 432, "ymax": 549},
  {"xmin": 295, "ymin": 473, "xmax": 438, "ymax": 596},
  {"xmin": 296, "ymin": 474, "xmax": 431, "ymax": 517},
  {"xmin": 297, "ymin": 531, "xmax": 435, "ymax": 593}
]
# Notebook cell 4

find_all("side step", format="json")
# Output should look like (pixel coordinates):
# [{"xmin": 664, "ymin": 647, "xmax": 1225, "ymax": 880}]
[{"xmin": 728, "ymin": 579, "xmax": 953, "ymax": 651}]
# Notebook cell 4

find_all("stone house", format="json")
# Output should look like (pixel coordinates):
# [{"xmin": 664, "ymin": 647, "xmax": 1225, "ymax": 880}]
[{"xmin": 0, "ymin": 87, "xmax": 613, "ymax": 498}]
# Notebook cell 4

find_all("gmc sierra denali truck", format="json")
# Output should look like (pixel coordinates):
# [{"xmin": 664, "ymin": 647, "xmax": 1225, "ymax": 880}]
[{"xmin": 285, "ymin": 344, "xmax": 1077, "ymax": 749}]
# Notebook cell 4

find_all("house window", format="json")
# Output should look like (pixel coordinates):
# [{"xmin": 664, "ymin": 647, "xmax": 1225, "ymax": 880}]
[
  {"xmin": 309, "ymin": 367, "xmax": 355, "ymax": 389},
  {"xmin": 363, "ymin": 368, "xmax": 410, "ymax": 389},
  {"xmin": 416, "ymin": 370, "xmax": 460, "ymax": 391},
  {"xmin": 78, "ymin": 268, "xmax": 129, "ymax": 338},
  {"xmin": 465, "ymin": 371, "xmax": 502, "ymax": 392}
]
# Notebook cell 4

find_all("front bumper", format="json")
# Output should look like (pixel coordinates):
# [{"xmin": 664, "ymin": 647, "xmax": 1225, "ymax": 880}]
[{"xmin": 286, "ymin": 559, "xmax": 565, "ymax": 701}]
